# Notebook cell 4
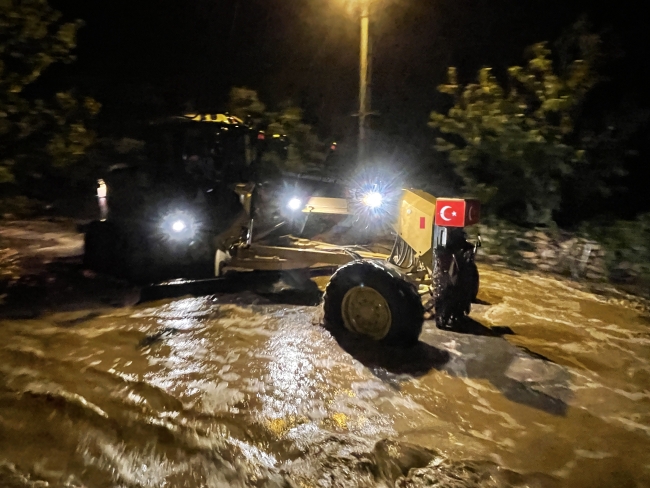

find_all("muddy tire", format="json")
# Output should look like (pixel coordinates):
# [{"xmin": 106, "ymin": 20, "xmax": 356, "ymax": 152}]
[
  {"xmin": 84, "ymin": 221, "xmax": 147, "ymax": 281},
  {"xmin": 434, "ymin": 252, "xmax": 479, "ymax": 329},
  {"xmin": 323, "ymin": 260, "xmax": 424, "ymax": 346},
  {"xmin": 434, "ymin": 295, "xmax": 462, "ymax": 329},
  {"xmin": 121, "ymin": 234, "xmax": 156, "ymax": 284},
  {"xmin": 467, "ymin": 260, "xmax": 480, "ymax": 306},
  {"xmin": 83, "ymin": 221, "xmax": 122, "ymax": 275}
]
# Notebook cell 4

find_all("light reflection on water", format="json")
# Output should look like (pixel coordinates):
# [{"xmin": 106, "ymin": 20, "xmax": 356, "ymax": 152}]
[{"xmin": 0, "ymin": 266, "xmax": 649, "ymax": 487}]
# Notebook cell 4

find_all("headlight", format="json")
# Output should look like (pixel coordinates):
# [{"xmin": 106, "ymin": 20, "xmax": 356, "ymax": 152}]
[
  {"xmin": 287, "ymin": 197, "xmax": 303, "ymax": 211},
  {"xmin": 161, "ymin": 211, "xmax": 196, "ymax": 241},
  {"xmin": 361, "ymin": 191, "xmax": 383, "ymax": 208},
  {"xmin": 172, "ymin": 220, "xmax": 186, "ymax": 232}
]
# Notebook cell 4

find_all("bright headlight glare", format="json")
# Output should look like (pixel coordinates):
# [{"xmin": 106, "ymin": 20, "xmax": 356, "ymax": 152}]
[
  {"xmin": 362, "ymin": 191, "xmax": 383, "ymax": 208},
  {"xmin": 161, "ymin": 211, "xmax": 196, "ymax": 240},
  {"xmin": 287, "ymin": 197, "xmax": 302, "ymax": 211},
  {"xmin": 172, "ymin": 220, "xmax": 186, "ymax": 233}
]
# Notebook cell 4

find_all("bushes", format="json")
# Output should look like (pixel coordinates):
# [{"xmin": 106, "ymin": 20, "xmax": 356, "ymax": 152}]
[
  {"xmin": 0, "ymin": 196, "xmax": 40, "ymax": 219},
  {"xmin": 474, "ymin": 214, "xmax": 650, "ymax": 296},
  {"xmin": 429, "ymin": 39, "xmax": 601, "ymax": 226},
  {"xmin": 1, "ymin": 0, "xmax": 99, "ymax": 197},
  {"xmin": 582, "ymin": 213, "xmax": 650, "ymax": 288}
]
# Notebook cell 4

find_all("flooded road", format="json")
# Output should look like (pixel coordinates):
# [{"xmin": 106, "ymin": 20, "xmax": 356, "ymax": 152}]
[{"xmin": 1, "ymin": 264, "xmax": 650, "ymax": 487}]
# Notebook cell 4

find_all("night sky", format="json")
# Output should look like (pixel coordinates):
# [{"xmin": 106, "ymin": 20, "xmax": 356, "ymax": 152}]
[{"xmin": 45, "ymin": 0, "xmax": 649, "ymax": 213}]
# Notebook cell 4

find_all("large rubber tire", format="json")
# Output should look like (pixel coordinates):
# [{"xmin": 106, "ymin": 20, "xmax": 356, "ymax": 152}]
[
  {"xmin": 467, "ymin": 260, "xmax": 480, "ymax": 306},
  {"xmin": 323, "ymin": 260, "xmax": 424, "ymax": 346},
  {"xmin": 83, "ymin": 221, "xmax": 122, "ymax": 275},
  {"xmin": 83, "ymin": 221, "xmax": 149, "ymax": 282},
  {"xmin": 434, "ymin": 252, "xmax": 479, "ymax": 329},
  {"xmin": 120, "ymin": 232, "xmax": 156, "ymax": 284}
]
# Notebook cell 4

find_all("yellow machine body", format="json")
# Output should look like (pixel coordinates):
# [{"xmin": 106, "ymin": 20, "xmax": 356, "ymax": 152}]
[
  {"xmin": 302, "ymin": 197, "xmax": 350, "ymax": 215},
  {"xmin": 182, "ymin": 113, "xmax": 244, "ymax": 124},
  {"xmin": 395, "ymin": 189, "xmax": 437, "ymax": 257},
  {"xmin": 224, "ymin": 188, "xmax": 443, "ymax": 273}
]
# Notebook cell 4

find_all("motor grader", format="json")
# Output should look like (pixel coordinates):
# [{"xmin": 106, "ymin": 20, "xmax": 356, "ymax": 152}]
[
  {"xmin": 217, "ymin": 185, "xmax": 481, "ymax": 344},
  {"xmin": 84, "ymin": 113, "xmax": 481, "ymax": 345}
]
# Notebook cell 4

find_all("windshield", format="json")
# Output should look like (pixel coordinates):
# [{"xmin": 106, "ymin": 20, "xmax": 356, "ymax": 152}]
[{"xmin": 180, "ymin": 125, "xmax": 253, "ymax": 183}]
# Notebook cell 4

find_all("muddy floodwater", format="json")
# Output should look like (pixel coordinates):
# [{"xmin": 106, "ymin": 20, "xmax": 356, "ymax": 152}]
[{"xmin": 1, "ymin": 264, "xmax": 650, "ymax": 487}]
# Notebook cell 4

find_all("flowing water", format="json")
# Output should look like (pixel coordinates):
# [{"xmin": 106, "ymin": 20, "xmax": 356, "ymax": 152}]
[{"xmin": 1, "ymin": 265, "xmax": 649, "ymax": 487}]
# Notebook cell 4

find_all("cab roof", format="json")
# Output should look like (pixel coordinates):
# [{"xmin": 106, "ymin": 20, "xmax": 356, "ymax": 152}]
[
  {"xmin": 181, "ymin": 113, "xmax": 244, "ymax": 124},
  {"xmin": 148, "ymin": 113, "xmax": 247, "ymax": 128}
]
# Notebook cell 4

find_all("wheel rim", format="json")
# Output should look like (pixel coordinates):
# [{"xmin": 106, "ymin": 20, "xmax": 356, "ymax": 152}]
[{"xmin": 341, "ymin": 286, "xmax": 392, "ymax": 340}]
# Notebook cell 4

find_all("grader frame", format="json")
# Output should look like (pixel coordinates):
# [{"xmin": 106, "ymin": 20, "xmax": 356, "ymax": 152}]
[{"xmin": 220, "ymin": 187, "xmax": 478, "ymax": 291}]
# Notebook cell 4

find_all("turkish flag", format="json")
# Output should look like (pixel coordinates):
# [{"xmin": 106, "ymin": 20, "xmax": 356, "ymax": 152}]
[
  {"xmin": 464, "ymin": 199, "xmax": 481, "ymax": 226},
  {"xmin": 434, "ymin": 199, "xmax": 466, "ymax": 227}
]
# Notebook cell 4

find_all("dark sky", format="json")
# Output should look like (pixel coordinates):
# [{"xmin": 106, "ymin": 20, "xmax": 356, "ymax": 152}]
[
  {"xmin": 47, "ymin": 0, "xmax": 647, "ymax": 125},
  {"xmin": 45, "ymin": 0, "xmax": 649, "ymax": 212}
]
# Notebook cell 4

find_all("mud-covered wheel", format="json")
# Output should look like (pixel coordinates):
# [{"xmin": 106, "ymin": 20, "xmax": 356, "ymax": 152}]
[
  {"xmin": 434, "ymin": 252, "xmax": 479, "ymax": 329},
  {"xmin": 83, "ymin": 221, "xmax": 121, "ymax": 274},
  {"xmin": 434, "ymin": 296, "xmax": 461, "ymax": 329},
  {"xmin": 84, "ymin": 221, "xmax": 140, "ymax": 280},
  {"xmin": 122, "ymin": 243, "xmax": 154, "ymax": 284},
  {"xmin": 466, "ymin": 260, "xmax": 479, "ymax": 310},
  {"xmin": 323, "ymin": 260, "xmax": 424, "ymax": 346}
]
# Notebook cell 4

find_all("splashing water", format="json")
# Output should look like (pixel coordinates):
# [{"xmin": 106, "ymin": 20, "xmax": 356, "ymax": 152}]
[{"xmin": 1, "ymin": 265, "xmax": 649, "ymax": 487}]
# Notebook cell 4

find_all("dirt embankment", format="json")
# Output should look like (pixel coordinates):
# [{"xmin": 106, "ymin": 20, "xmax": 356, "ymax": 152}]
[{"xmin": 476, "ymin": 223, "xmax": 650, "ymax": 300}]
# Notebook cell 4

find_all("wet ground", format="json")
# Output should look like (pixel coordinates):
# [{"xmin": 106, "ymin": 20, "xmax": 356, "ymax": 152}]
[{"xmin": 1, "ymin": 220, "xmax": 650, "ymax": 487}]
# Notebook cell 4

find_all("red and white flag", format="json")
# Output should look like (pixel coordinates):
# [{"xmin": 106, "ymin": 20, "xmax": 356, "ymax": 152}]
[
  {"xmin": 464, "ymin": 199, "xmax": 480, "ymax": 226},
  {"xmin": 434, "ymin": 199, "xmax": 466, "ymax": 227}
]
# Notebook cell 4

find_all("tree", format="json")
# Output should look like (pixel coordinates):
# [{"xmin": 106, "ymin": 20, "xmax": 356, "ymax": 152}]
[
  {"xmin": 0, "ymin": 0, "xmax": 99, "ymax": 189},
  {"xmin": 264, "ymin": 105, "xmax": 326, "ymax": 173},
  {"xmin": 227, "ymin": 87, "xmax": 266, "ymax": 126},
  {"xmin": 228, "ymin": 87, "xmax": 326, "ymax": 175},
  {"xmin": 429, "ymin": 35, "xmax": 605, "ymax": 225}
]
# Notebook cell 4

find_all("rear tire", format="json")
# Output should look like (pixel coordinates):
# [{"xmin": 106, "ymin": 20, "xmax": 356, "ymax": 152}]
[
  {"xmin": 83, "ymin": 221, "xmax": 121, "ymax": 275},
  {"xmin": 121, "ymin": 233, "xmax": 155, "ymax": 284},
  {"xmin": 84, "ymin": 221, "xmax": 147, "ymax": 282},
  {"xmin": 323, "ymin": 260, "xmax": 424, "ymax": 346},
  {"xmin": 434, "ymin": 251, "xmax": 479, "ymax": 329}
]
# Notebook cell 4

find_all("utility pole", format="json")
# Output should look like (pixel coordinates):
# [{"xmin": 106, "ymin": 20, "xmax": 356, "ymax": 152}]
[{"xmin": 358, "ymin": 0, "xmax": 370, "ymax": 163}]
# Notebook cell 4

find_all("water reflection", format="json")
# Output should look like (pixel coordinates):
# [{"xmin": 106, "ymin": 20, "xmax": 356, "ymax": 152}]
[
  {"xmin": 326, "ymin": 316, "xmax": 571, "ymax": 416},
  {"xmin": 257, "ymin": 310, "xmax": 398, "ymax": 446},
  {"xmin": 2, "ymin": 264, "xmax": 650, "ymax": 487}
]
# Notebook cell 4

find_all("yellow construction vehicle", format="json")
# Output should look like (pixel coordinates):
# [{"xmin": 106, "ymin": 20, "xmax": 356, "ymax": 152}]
[
  {"xmin": 214, "ymin": 184, "xmax": 482, "ymax": 345},
  {"xmin": 84, "ymin": 113, "xmax": 481, "ymax": 345}
]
